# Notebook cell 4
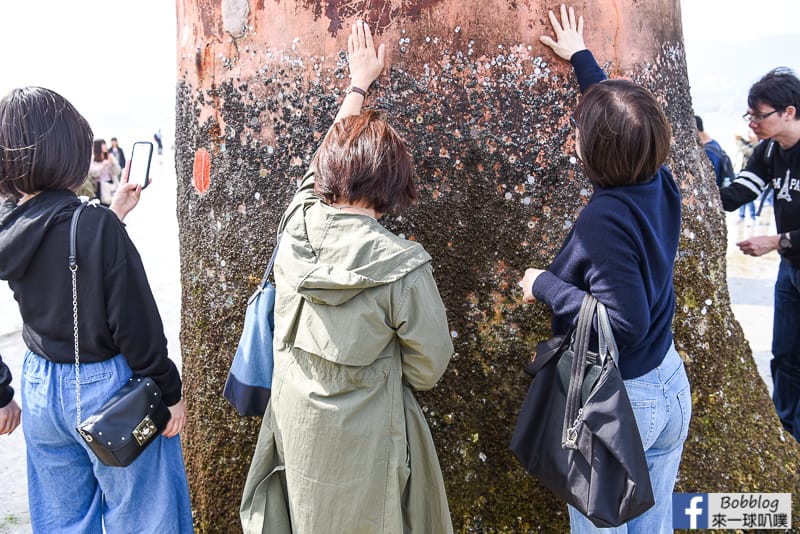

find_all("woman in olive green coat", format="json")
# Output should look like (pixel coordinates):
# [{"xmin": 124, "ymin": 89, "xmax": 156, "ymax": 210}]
[{"xmin": 241, "ymin": 21, "xmax": 455, "ymax": 533}]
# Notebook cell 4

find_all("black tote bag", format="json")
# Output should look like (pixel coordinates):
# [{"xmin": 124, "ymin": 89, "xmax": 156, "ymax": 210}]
[{"xmin": 510, "ymin": 294, "xmax": 654, "ymax": 528}]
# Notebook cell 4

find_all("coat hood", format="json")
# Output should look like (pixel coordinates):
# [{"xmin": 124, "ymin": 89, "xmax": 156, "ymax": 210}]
[
  {"xmin": 0, "ymin": 190, "xmax": 79, "ymax": 281},
  {"xmin": 281, "ymin": 200, "xmax": 432, "ymax": 306}
]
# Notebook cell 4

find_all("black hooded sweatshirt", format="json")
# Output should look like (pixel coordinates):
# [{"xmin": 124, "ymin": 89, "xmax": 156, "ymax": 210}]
[{"xmin": 0, "ymin": 190, "xmax": 181, "ymax": 405}]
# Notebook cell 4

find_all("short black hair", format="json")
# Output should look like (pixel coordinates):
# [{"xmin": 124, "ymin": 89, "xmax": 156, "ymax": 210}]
[
  {"xmin": 748, "ymin": 68, "xmax": 800, "ymax": 117},
  {"xmin": 694, "ymin": 115, "xmax": 704, "ymax": 132},
  {"xmin": 0, "ymin": 87, "xmax": 93, "ymax": 198},
  {"xmin": 574, "ymin": 79, "xmax": 671, "ymax": 187}
]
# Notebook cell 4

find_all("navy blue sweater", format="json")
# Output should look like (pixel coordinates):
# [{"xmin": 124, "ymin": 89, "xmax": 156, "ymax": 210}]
[{"xmin": 532, "ymin": 50, "xmax": 682, "ymax": 379}]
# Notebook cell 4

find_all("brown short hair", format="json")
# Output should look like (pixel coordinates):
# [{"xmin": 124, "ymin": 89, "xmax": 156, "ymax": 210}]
[
  {"xmin": 0, "ymin": 87, "xmax": 93, "ymax": 198},
  {"xmin": 313, "ymin": 110, "xmax": 416, "ymax": 215},
  {"xmin": 574, "ymin": 80, "xmax": 671, "ymax": 187}
]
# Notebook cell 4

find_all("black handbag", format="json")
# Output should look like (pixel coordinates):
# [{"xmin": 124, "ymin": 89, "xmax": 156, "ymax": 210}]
[
  {"xmin": 69, "ymin": 201, "xmax": 171, "ymax": 467},
  {"xmin": 510, "ymin": 294, "xmax": 655, "ymax": 528}
]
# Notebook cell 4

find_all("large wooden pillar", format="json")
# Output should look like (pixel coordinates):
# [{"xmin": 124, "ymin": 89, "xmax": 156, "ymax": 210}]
[{"xmin": 175, "ymin": 1, "xmax": 800, "ymax": 530}]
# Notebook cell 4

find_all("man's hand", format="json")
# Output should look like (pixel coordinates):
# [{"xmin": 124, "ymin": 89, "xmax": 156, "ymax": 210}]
[
  {"xmin": 0, "ymin": 400, "xmax": 21, "ymax": 435},
  {"xmin": 539, "ymin": 4, "xmax": 587, "ymax": 61},
  {"xmin": 737, "ymin": 235, "xmax": 780, "ymax": 257},
  {"xmin": 519, "ymin": 268, "xmax": 546, "ymax": 304},
  {"xmin": 163, "ymin": 399, "xmax": 186, "ymax": 438},
  {"xmin": 110, "ymin": 162, "xmax": 143, "ymax": 222}
]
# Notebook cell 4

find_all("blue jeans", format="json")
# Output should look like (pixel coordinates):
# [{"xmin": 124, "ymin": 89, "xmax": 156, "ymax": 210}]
[
  {"xmin": 21, "ymin": 352, "xmax": 193, "ymax": 533},
  {"xmin": 568, "ymin": 344, "xmax": 692, "ymax": 533},
  {"xmin": 772, "ymin": 259, "xmax": 800, "ymax": 441},
  {"xmin": 739, "ymin": 201, "xmax": 756, "ymax": 219}
]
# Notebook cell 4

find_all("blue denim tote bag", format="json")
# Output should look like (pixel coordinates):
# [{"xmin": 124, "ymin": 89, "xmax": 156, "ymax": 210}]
[{"xmin": 224, "ymin": 237, "xmax": 280, "ymax": 416}]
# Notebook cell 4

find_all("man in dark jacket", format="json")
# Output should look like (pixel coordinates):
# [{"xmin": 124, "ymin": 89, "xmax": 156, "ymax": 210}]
[
  {"xmin": 695, "ymin": 115, "xmax": 735, "ymax": 187},
  {"xmin": 720, "ymin": 67, "xmax": 800, "ymax": 442},
  {"xmin": 0, "ymin": 353, "xmax": 21, "ymax": 434}
]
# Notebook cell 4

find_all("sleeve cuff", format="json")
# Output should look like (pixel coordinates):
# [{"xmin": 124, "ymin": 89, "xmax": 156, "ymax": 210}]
[
  {"xmin": 532, "ymin": 270, "xmax": 566, "ymax": 305},
  {"xmin": 569, "ymin": 49, "xmax": 607, "ymax": 92},
  {"xmin": 0, "ymin": 386, "xmax": 14, "ymax": 409},
  {"xmin": 158, "ymin": 365, "xmax": 183, "ymax": 406}
]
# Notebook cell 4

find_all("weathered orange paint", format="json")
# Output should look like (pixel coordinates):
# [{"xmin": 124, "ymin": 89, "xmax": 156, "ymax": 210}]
[{"xmin": 192, "ymin": 147, "xmax": 210, "ymax": 193}]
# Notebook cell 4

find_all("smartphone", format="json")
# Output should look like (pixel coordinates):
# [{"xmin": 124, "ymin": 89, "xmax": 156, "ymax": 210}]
[{"xmin": 128, "ymin": 141, "xmax": 153, "ymax": 189}]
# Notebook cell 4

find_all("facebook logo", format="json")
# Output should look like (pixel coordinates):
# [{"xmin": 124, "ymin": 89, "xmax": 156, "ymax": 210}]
[{"xmin": 673, "ymin": 493, "xmax": 708, "ymax": 529}]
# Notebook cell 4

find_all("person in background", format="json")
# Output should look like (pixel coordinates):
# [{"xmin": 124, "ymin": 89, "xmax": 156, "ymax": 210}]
[
  {"xmin": 153, "ymin": 130, "xmax": 163, "ymax": 155},
  {"xmin": 109, "ymin": 137, "xmax": 126, "ymax": 174},
  {"xmin": 735, "ymin": 131, "xmax": 759, "ymax": 168},
  {"xmin": 520, "ymin": 6, "xmax": 691, "ymax": 532},
  {"xmin": 720, "ymin": 67, "xmax": 800, "ymax": 443},
  {"xmin": 88, "ymin": 138, "xmax": 120, "ymax": 206},
  {"xmin": 0, "ymin": 353, "xmax": 21, "ymax": 435},
  {"xmin": 695, "ymin": 115, "xmax": 734, "ymax": 188},
  {"xmin": 0, "ymin": 86, "xmax": 193, "ymax": 532},
  {"xmin": 240, "ymin": 21, "xmax": 454, "ymax": 534}
]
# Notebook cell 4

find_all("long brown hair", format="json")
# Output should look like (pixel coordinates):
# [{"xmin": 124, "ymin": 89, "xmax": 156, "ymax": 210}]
[{"xmin": 92, "ymin": 139, "xmax": 107, "ymax": 163}]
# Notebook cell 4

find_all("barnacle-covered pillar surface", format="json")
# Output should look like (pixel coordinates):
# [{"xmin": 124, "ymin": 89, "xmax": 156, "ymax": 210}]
[{"xmin": 175, "ymin": 0, "xmax": 800, "ymax": 531}]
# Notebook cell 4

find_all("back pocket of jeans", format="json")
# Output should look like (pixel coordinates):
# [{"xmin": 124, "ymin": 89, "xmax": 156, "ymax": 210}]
[
  {"xmin": 630, "ymin": 399, "xmax": 657, "ymax": 449},
  {"xmin": 67, "ymin": 370, "xmax": 113, "ymax": 386},
  {"xmin": 677, "ymin": 386, "xmax": 692, "ymax": 442}
]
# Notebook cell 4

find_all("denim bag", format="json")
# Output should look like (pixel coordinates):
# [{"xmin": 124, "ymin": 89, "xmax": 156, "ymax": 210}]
[{"xmin": 224, "ymin": 237, "xmax": 280, "ymax": 416}]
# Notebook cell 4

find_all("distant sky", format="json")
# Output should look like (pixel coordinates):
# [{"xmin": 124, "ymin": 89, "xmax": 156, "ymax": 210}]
[
  {"xmin": 0, "ymin": 1, "xmax": 798, "ymax": 158},
  {"xmin": 0, "ymin": 0, "xmax": 176, "ymax": 145},
  {"xmin": 681, "ymin": 0, "xmax": 800, "ymax": 163}
]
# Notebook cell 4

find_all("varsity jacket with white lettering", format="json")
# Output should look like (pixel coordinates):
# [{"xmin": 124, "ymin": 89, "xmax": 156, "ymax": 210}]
[{"xmin": 721, "ymin": 138, "xmax": 800, "ymax": 267}]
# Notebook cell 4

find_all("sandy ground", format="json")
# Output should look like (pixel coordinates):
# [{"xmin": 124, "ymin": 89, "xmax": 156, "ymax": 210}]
[{"xmin": 0, "ymin": 163, "xmax": 782, "ymax": 532}]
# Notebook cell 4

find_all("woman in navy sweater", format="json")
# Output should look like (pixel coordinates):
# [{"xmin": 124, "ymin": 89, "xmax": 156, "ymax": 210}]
[{"xmin": 520, "ymin": 6, "xmax": 691, "ymax": 533}]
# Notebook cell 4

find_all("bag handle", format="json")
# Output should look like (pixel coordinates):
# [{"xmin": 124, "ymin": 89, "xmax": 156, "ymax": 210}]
[
  {"xmin": 562, "ymin": 294, "xmax": 618, "ymax": 449},
  {"xmin": 596, "ymin": 302, "xmax": 618, "ymax": 366},
  {"xmin": 69, "ymin": 200, "xmax": 97, "ymax": 431},
  {"xmin": 562, "ymin": 294, "xmax": 595, "ymax": 447},
  {"xmin": 259, "ymin": 235, "xmax": 282, "ymax": 289},
  {"xmin": 247, "ymin": 235, "xmax": 282, "ymax": 305}
]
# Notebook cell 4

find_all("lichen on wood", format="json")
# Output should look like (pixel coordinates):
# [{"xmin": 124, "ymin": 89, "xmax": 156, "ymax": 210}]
[{"xmin": 175, "ymin": 1, "xmax": 800, "ymax": 531}]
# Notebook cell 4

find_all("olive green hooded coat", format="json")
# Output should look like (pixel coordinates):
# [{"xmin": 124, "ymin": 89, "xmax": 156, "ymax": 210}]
[{"xmin": 241, "ymin": 172, "xmax": 455, "ymax": 533}]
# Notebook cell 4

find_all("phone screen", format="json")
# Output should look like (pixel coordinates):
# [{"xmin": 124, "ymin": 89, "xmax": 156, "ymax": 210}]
[{"xmin": 128, "ymin": 141, "xmax": 153, "ymax": 189}]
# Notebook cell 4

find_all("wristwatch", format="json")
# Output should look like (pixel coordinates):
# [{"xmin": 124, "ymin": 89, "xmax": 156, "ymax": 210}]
[{"xmin": 779, "ymin": 233, "xmax": 792, "ymax": 253}]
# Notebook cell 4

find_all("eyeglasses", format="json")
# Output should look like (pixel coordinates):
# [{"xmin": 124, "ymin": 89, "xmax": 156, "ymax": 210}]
[
  {"xmin": 742, "ymin": 110, "xmax": 779, "ymax": 123},
  {"xmin": 569, "ymin": 115, "xmax": 578, "ymax": 129}
]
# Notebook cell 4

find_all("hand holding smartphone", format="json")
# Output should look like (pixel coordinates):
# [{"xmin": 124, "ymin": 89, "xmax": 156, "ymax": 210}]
[{"xmin": 128, "ymin": 141, "xmax": 153, "ymax": 189}]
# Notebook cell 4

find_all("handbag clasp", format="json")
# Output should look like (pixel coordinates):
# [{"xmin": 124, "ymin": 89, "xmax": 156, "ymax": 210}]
[
  {"xmin": 563, "ymin": 426, "xmax": 579, "ymax": 449},
  {"xmin": 132, "ymin": 415, "xmax": 159, "ymax": 446}
]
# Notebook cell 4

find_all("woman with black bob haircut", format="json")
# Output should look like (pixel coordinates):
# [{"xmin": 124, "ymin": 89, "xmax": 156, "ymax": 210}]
[
  {"xmin": 520, "ymin": 6, "xmax": 691, "ymax": 533},
  {"xmin": 241, "ymin": 21, "xmax": 454, "ymax": 533},
  {"xmin": 0, "ymin": 87, "xmax": 193, "ymax": 532}
]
